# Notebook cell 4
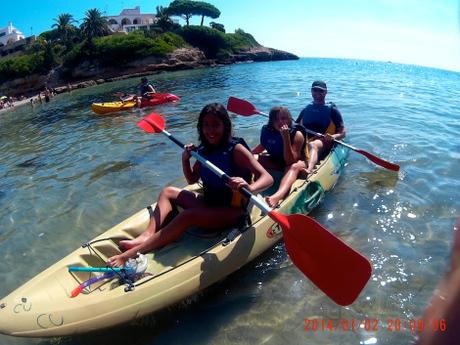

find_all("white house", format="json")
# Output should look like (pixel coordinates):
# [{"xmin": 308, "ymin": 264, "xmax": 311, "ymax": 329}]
[
  {"xmin": 105, "ymin": 6, "xmax": 156, "ymax": 33},
  {"xmin": 0, "ymin": 22, "xmax": 25, "ymax": 46}
]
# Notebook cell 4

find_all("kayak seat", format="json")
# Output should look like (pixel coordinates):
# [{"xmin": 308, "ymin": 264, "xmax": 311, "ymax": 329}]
[
  {"xmin": 186, "ymin": 211, "xmax": 251, "ymax": 239},
  {"xmin": 186, "ymin": 227, "xmax": 224, "ymax": 239}
]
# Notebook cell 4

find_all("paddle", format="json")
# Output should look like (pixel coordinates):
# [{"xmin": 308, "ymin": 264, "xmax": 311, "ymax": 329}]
[
  {"xmin": 227, "ymin": 96, "xmax": 400, "ymax": 172},
  {"xmin": 112, "ymin": 92, "xmax": 137, "ymax": 103},
  {"xmin": 68, "ymin": 266, "xmax": 128, "ymax": 273},
  {"xmin": 136, "ymin": 112, "xmax": 372, "ymax": 306},
  {"xmin": 70, "ymin": 272, "xmax": 115, "ymax": 298},
  {"xmin": 70, "ymin": 254, "xmax": 148, "ymax": 297}
]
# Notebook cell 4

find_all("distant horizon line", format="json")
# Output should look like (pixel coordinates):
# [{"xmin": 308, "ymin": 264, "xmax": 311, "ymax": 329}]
[{"xmin": 294, "ymin": 56, "xmax": 460, "ymax": 73}]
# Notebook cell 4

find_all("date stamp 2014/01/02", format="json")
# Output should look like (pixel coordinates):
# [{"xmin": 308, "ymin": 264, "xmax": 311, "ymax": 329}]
[{"xmin": 303, "ymin": 318, "xmax": 446, "ymax": 333}]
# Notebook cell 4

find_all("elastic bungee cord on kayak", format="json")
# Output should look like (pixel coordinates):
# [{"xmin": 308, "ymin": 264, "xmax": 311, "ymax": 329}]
[{"xmin": 69, "ymin": 241, "xmax": 148, "ymax": 295}]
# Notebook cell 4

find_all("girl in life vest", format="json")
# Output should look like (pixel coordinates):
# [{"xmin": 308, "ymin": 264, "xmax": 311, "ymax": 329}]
[
  {"xmin": 108, "ymin": 103, "xmax": 273, "ymax": 268},
  {"xmin": 252, "ymin": 106, "xmax": 307, "ymax": 207}
]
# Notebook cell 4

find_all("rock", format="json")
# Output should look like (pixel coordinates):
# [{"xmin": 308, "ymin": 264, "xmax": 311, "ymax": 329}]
[
  {"xmin": 53, "ymin": 86, "xmax": 68, "ymax": 94},
  {"xmin": 74, "ymin": 80, "xmax": 97, "ymax": 89},
  {"xmin": 0, "ymin": 46, "xmax": 298, "ymax": 98},
  {"xmin": 168, "ymin": 48, "xmax": 207, "ymax": 62},
  {"xmin": 232, "ymin": 47, "xmax": 298, "ymax": 62},
  {"xmin": 0, "ymin": 74, "xmax": 48, "ymax": 97}
]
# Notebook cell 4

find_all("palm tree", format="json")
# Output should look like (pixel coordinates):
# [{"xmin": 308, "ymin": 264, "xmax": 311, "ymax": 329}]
[
  {"xmin": 80, "ymin": 8, "xmax": 110, "ymax": 41},
  {"xmin": 52, "ymin": 13, "xmax": 77, "ymax": 40},
  {"xmin": 155, "ymin": 5, "xmax": 174, "ymax": 32}
]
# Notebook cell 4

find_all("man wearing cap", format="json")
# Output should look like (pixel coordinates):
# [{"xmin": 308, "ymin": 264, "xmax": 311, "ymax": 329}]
[
  {"xmin": 296, "ymin": 80, "xmax": 346, "ymax": 173},
  {"xmin": 136, "ymin": 77, "xmax": 156, "ymax": 107}
]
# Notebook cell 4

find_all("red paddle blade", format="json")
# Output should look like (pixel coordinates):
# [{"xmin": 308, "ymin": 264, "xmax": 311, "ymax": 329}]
[
  {"xmin": 137, "ymin": 113, "xmax": 165, "ymax": 133},
  {"xmin": 227, "ymin": 96, "xmax": 259, "ymax": 116},
  {"xmin": 356, "ymin": 149, "xmax": 400, "ymax": 171},
  {"xmin": 269, "ymin": 211, "xmax": 372, "ymax": 306}
]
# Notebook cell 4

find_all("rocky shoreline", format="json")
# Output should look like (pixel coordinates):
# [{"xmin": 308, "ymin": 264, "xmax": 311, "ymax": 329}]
[{"xmin": 0, "ymin": 46, "xmax": 298, "ymax": 99}]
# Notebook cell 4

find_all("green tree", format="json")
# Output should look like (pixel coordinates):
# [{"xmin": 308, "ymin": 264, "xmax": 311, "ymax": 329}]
[
  {"xmin": 210, "ymin": 21, "xmax": 225, "ymax": 32},
  {"xmin": 52, "ymin": 13, "xmax": 78, "ymax": 43},
  {"xmin": 42, "ymin": 40, "xmax": 57, "ymax": 70},
  {"xmin": 195, "ymin": 2, "xmax": 220, "ymax": 26},
  {"xmin": 166, "ymin": 0, "xmax": 220, "ymax": 26},
  {"xmin": 166, "ymin": 0, "xmax": 194, "ymax": 26},
  {"xmin": 38, "ymin": 29, "xmax": 61, "ymax": 43},
  {"xmin": 80, "ymin": 8, "xmax": 110, "ymax": 41},
  {"xmin": 155, "ymin": 5, "xmax": 175, "ymax": 32}
]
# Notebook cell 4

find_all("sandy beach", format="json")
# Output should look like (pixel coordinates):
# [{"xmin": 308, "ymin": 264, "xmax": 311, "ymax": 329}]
[
  {"xmin": 0, "ymin": 91, "xmax": 65, "ymax": 115},
  {"xmin": 0, "ymin": 96, "xmax": 37, "ymax": 115}
]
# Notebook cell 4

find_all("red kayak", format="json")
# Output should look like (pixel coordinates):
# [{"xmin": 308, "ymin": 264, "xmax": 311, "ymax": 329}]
[
  {"xmin": 140, "ymin": 93, "xmax": 180, "ymax": 107},
  {"xmin": 91, "ymin": 93, "xmax": 180, "ymax": 115}
]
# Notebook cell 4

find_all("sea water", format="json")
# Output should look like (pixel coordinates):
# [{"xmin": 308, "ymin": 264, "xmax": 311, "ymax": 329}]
[{"xmin": 0, "ymin": 58, "xmax": 459, "ymax": 345}]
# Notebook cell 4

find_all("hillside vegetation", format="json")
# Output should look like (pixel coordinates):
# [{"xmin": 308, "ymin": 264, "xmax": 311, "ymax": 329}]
[{"xmin": 0, "ymin": 0, "xmax": 261, "ymax": 83}]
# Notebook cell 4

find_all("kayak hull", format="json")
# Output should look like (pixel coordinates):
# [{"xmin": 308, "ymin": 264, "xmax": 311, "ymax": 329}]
[
  {"xmin": 0, "ymin": 146, "xmax": 348, "ymax": 337},
  {"xmin": 91, "ymin": 93, "xmax": 180, "ymax": 115},
  {"xmin": 91, "ymin": 101, "xmax": 137, "ymax": 114},
  {"xmin": 140, "ymin": 93, "xmax": 180, "ymax": 107}
]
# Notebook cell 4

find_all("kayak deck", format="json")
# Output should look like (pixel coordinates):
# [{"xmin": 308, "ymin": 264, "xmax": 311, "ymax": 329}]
[
  {"xmin": 0, "ymin": 145, "xmax": 348, "ymax": 337},
  {"xmin": 91, "ymin": 93, "xmax": 180, "ymax": 115},
  {"xmin": 91, "ymin": 101, "xmax": 137, "ymax": 115}
]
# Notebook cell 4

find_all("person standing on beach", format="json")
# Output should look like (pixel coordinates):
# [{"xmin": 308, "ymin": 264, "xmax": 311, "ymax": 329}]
[
  {"xmin": 296, "ymin": 80, "xmax": 346, "ymax": 173},
  {"xmin": 44, "ymin": 87, "xmax": 51, "ymax": 102}
]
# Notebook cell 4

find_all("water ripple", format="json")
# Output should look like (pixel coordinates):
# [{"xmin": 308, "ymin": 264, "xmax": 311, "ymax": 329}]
[{"xmin": 0, "ymin": 58, "xmax": 459, "ymax": 345}]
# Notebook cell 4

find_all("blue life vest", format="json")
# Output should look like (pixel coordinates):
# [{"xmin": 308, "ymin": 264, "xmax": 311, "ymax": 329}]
[
  {"xmin": 197, "ymin": 137, "xmax": 251, "ymax": 207},
  {"xmin": 140, "ymin": 83, "xmax": 154, "ymax": 97},
  {"xmin": 297, "ymin": 102, "xmax": 334, "ymax": 136},
  {"xmin": 260, "ymin": 124, "xmax": 306, "ymax": 165}
]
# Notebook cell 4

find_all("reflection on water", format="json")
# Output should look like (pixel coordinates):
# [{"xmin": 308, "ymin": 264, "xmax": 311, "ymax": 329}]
[{"xmin": 0, "ymin": 58, "xmax": 459, "ymax": 345}]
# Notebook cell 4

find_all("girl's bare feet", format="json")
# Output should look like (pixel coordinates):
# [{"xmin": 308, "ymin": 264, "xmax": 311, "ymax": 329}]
[
  {"xmin": 266, "ymin": 195, "xmax": 282, "ymax": 208},
  {"xmin": 108, "ymin": 253, "xmax": 129, "ymax": 268},
  {"xmin": 118, "ymin": 229, "xmax": 153, "ymax": 250}
]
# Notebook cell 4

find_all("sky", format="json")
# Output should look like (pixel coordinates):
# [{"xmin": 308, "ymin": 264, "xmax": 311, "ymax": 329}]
[{"xmin": 1, "ymin": 0, "xmax": 459, "ymax": 72}]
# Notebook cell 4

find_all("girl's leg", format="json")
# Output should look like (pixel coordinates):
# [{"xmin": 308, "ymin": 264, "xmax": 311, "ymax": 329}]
[
  {"xmin": 109, "ymin": 207, "xmax": 243, "ymax": 267},
  {"xmin": 266, "ymin": 161, "xmax": 306, "ymax": 207},
  {"xmin": 306, "ymin": 139, "xmax": 325, "ymax": 173},
  {"xmin": 119, "ymin": 186, "xmax": 205, "ymax": 249},
  {"xmin": 258, "ymin": 155, "xmax": 283, "ymax": 171},
  {"xmin": 138, "ymin": 207, "xmax": 243, "ymax": 250}
]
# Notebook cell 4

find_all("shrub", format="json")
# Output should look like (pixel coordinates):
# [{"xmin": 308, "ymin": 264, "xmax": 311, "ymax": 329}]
[
  {"xmin": 177, "ymin": 25, "xmax": 228, "ymax": 58},
  {"xmin": 0, "ymin": 53, "xmax": 46, "ymax": 82},
  {"xmin": 224, "ymin": 29, "xmax": 260, "ymax": 52},
  {"xmin": 39, "ymin": 29, "xmax": 61, "ymax": 42},
  {"xmin": 62, "ymin": 41, "xmax": 90, "ymax": 68},
  {"xmin": 62, "ymin": 31, "xmax": 186, "ymax": 67}
]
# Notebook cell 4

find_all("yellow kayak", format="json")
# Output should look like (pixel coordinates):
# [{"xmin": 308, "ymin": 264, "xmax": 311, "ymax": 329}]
[
  {"xmin": 0, "ymin": 146, "xmax": 349, "ymax": 337},
  {"xmin": 91, "ymin": 101, "xmax": 137, "ymax": 115},
  {"xmin": 91, "ymin": 94, "xmax": 180, "ymax": 115}
]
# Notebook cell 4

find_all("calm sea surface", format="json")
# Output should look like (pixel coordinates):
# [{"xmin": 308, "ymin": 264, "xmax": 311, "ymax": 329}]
[{"xmin": 0, "ymin": 58, "xmax": 459, "ymax": 345}]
